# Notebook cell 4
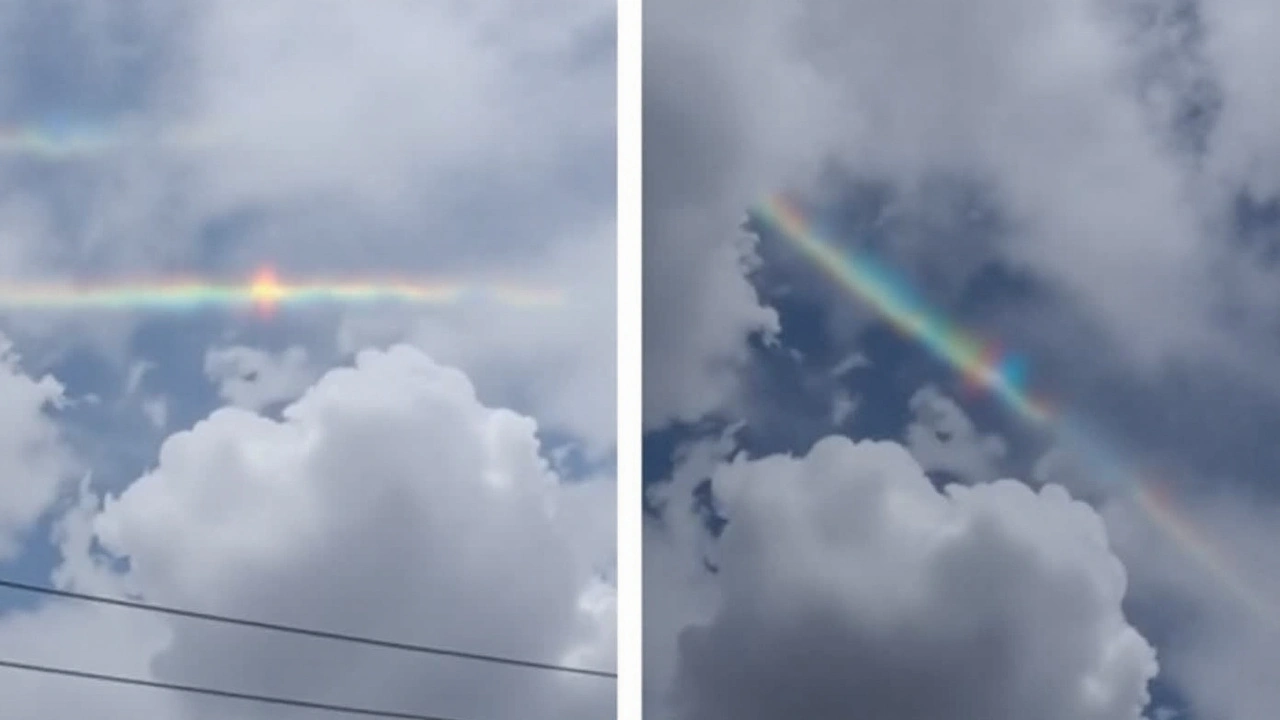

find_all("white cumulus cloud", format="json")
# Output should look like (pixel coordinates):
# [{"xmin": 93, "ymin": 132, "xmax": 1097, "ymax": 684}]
[
  {"xmin": 647, "ymin": 436, "xmax": 1156, "ymax": 720},
  {"xmin": 0, "ymin": 335, "xmax": 75, "ymax": 560},
  {"xmin": 1, "ymin": 345, "xmax": 614, "ymax": 720}
]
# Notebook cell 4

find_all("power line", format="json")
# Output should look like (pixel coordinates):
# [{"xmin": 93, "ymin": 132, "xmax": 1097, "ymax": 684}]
[
  {"xmin": 0, "ymin": 579, "xmax": 615, "ymax": 680},
  {"xmin": 0, "ymin": 657, "xmax": 460, "ymax": 720}
]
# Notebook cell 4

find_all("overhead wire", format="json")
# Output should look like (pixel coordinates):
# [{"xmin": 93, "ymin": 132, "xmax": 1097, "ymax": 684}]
[
  {"xmin": 0, "ymin": 658, "xmax": 464, "ymax": 720},
  {"xmin": 0, "ymin": 578, "xmax": 615, "ymax": 679}
]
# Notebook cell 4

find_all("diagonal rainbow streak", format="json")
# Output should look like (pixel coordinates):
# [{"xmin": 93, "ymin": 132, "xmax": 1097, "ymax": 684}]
[
  {"xmin": 0, "ymin": 268, "xmax": 563, "ymax": 315},
  {"xmin": 754, "ymin": 193, "xmax": 1279, "ymax": 625},
  {"xmin": 756, "ymin": 195, "xmax": 1055, "ymax": 425}
]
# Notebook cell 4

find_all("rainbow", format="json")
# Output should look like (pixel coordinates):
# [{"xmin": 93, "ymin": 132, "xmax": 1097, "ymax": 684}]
[
  {"xmin": 0, "ymin": 121, "xmax": 217, "ymax": 160},
  {"xmin": 754, "ymin": 193, "xmax": 1277, "ymax": 625},
  {"xmin": 0, "ymin": 124, "xmax": 112, "ymax": 158},
  {"xmin": 757, "ymin": 196, "xmax": 1055, "ymax": 425},
  {"xmin": 0, "ymin": 268, "xmax": 563, "ymax": 316}
]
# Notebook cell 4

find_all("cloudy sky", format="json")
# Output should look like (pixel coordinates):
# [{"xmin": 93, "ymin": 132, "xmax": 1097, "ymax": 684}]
[
  {"xmin": 0, "ymin": 1, "xmax": 615, "ymax": 719},
  {"xmin": 644, "ymin": 1, "xmax": 1280, "ymax": 719}
]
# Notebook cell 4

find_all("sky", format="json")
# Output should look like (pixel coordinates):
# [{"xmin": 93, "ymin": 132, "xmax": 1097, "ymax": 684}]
[
  {"xmin": 643, "ymin": 1, "xmax": 1280, "ymax": 719},
  {"xmin": 0, "ymin": 1, "xmax": 616, "ymax": 719}
]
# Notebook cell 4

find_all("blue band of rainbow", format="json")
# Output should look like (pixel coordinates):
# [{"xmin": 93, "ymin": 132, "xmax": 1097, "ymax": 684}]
[{"xmin": 754, "ymin": 192, "xmax": 1276, "ymax": 625}]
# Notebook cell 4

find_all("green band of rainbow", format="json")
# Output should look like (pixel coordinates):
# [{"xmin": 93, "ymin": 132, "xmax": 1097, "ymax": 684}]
[
  {"xmin": 754, "ymin": 193, "xmax": 1278, "ymax": 625},
  {"xmin": 0, "ymin": 122, "xmax": 218, "ymax": 160},
  {"xmin": 757, "ymin": 195, "xmax": 1055, "ymax": 424},
  {"xmin": 0, "ymin": 273, "xmax": 563, "ymax": 313}
]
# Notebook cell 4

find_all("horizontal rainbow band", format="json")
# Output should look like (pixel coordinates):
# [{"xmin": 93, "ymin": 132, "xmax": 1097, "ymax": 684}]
[
  {"xmin": 0, "ymin": 122, "xmax": 220, "ymax": 160},
  {"xmin": 0, "ymin": 270, "xmax": 563, "ymax": 314}
]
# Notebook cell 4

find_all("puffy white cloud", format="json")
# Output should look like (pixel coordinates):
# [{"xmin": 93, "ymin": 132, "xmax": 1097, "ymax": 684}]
[
  {"xmin": 139, "ymin": 397, "xmax": 168, "ymax": 430},
  {"xmin": 0, "ymin": 335, "xmax": 75, "ymax": 560},
  {"xmin": 1033, "ymin": 442, "xmax": 1115, "ymax": 508},
  {"xmin": 829, "ymin": 389, "xmax": 858, "ymax": 426},
  {"xmin": 829, "ymin": 352, "xmax": 870, "ymax": 378},
  {"xmin": 339, "ymin": 220, "xmax": 618, "ymax": 452},
  {"xmin": 643, "ymin": 432, "xmax": 739, "ymax": 711},
  {"xmin": 1098, "ymin": 485, "xmax": 1280, "ymax": 720},
  {"xmin": 1009, "ymin": 410, "xmax": 1280, "ymax": 720},
  {"xmin": 204, "ymin": 345, "xmax": 317, "ymax": 412},
  {"xmin": 1, "ymin": 345, "xmax": 613, "ymax": 720},
  {"xmin": 904, "ymin": 385, "xmax": 1008, "ymax": 484},
  {"xmin": 641, "ymin": 3, "xmax": 798, "ymax": 426},
  {"xmin": 646, "ymin": 436, "xmax": 1156, "ymax": 720}
]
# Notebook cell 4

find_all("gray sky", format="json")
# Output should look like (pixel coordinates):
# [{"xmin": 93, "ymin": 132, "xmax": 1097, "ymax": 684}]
[
  {"xmin": 0, "ymin": 1, "xmax": 616, "ymax": 718},
  {"xmin": 643, "ymin": 2, "xmax": 1280, "ymax": 719}
]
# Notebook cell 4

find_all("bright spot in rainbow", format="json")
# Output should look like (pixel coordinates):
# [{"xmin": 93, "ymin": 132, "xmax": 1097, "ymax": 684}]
[
  {"xmin": 754, "ymin": 195, "xmax": 1055, "ymax": 425},
  {"xmin": 250, "ymin": 267, "xmax": 285, "ymax": 317}
]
